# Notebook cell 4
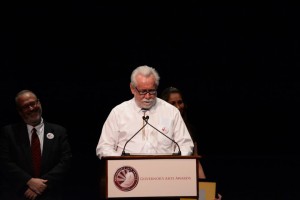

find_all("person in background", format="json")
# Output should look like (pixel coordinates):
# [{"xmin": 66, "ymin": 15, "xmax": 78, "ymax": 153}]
[
  {"xmin": 161, "ymin": 86, "xmax": 222, "ymax": 200},
  {"xmin": 160, "ymin": 87, "xmax": 195, "ymax": 138},
  {"xmin": 160, "ymin": 86, "xmax": 206, "ymax": 178},
  {"xmin": 0, "ymin": 90, "xmax": 72, "ymax": 200},
  {"xmin": 96, "ymin": 65, "xmax": 194, "ymax": 158}
]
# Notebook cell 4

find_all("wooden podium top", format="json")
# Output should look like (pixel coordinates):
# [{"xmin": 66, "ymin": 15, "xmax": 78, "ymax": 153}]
[{"xmin": 102, "ymin": 155, "xmax": 201, "ymax": 160}]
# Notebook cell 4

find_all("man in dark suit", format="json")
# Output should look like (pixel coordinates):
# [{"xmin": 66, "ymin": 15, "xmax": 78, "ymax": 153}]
[{"xmin": 0, "ymin": 90, "xmax": 72, "ymax": 200}]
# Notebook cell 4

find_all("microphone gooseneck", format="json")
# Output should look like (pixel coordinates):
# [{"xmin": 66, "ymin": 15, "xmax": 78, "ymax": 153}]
[
  {"xmin": 122, "ymin": 116, "xmax": 148, "ymax": 156},
  {"xmin": 142, "ymin": 116, "xmax": 181, "ymax": 156}
]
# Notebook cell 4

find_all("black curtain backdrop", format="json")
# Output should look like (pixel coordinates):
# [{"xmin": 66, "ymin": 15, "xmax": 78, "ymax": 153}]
[{"xmin": 1, "ymin": 4, "xmax": 299, "ymax": 200}]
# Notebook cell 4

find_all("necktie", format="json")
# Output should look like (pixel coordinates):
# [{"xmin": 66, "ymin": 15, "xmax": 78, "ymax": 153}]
[{"xmin": 31, "ymin": 128, "xmax": 41, "ymax": 177}]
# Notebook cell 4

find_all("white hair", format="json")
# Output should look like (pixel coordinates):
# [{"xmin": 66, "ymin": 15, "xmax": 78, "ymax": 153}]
[{"xmin": 130, "ymin": 65, "xmax": 160, "ymax": 87}]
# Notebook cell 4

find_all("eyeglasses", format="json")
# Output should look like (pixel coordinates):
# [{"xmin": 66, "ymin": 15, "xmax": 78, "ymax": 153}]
[
  {"xmin": 20, "ymin": 99, "xmax": 40, "ymax": 111},
  {"xmin": 135, "ymin": 87, "xmax": 157, "ymax": 95}
]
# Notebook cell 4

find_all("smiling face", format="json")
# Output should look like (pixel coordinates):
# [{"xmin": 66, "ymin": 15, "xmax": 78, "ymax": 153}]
[{"xmin": 16, "ymin": 91, "xmax": 42, "ymax": 126}]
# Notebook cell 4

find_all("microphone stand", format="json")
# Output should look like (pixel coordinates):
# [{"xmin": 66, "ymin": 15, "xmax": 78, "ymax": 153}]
[
  {"xmin": 122, "ymin": 118, "xmax": 148, "ymax": 156},
  {"xmin": 143, "ymin": 116, "xmax": 181, "ymax": 156}
]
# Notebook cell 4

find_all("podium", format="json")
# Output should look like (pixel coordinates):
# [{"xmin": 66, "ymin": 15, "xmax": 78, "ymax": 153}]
[{"xmin": 100, "ymin": 155, "xmax": 199, "ymax": 199}]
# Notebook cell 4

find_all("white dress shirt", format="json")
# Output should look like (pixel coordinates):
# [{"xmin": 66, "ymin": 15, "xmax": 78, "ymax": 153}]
[
  {"xmin": 96, "ymin": 98, "xmax": 194, "ymax": 159},
  {"xmin": 27, "ymin": 118, "xmax": 44, "ymax": 153}
]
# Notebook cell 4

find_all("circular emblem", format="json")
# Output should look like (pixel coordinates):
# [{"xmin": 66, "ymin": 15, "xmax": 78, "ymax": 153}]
[
  {"xmin": 114, "ymin": 166, "xmax": 139, "ymax": 191},
  {"xmin": 46, "ymin": 133, "xmax": 54, "ymax": 139}
]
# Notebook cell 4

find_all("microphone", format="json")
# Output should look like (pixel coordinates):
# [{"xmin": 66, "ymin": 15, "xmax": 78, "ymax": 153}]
[
  {"xmin": 121, "ymin": 116, "xmax": 148, "ymax": 156},
  {"xmin": 142, "ymin": 116, "xmax": 181, "ymax": 156}
]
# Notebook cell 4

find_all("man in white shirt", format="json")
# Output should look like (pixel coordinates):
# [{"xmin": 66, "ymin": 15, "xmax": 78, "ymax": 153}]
[{"xmin": 96, "ymin": 65, "xmax": 194, "ymax": 158}]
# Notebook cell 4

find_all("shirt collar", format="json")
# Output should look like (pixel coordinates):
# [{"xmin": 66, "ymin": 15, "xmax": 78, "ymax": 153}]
[{"xmin": 27, "ymin": 118, "xmax": 44, "ymax": 132}]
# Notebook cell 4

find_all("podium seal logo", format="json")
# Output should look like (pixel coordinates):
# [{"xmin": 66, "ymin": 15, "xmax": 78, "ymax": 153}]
[{"xmin": 114, "ymin": 166, "xmax": 139, "ymax": 191}]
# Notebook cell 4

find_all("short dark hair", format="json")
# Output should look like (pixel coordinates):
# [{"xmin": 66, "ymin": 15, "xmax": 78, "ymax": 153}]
[{"xmin": 160, "ymin": 87, "xmax": 182, "ymax": 102}]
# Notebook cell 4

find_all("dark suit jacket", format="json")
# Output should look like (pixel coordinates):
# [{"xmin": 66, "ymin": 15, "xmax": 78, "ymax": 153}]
[{"xmin": 0, "ymin": 121, "xmax": 72, "ymax": 200}]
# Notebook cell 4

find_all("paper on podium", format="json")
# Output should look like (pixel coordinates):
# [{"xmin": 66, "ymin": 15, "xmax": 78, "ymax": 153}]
[{"xmin": 180, "ymin": 181, "xmax": 216, "ymax": 200}]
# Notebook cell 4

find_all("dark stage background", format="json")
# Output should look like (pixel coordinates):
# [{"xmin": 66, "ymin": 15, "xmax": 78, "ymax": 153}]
[{"xmin": 1, "ymin": 4, "xmax": 299, "ymax": 200}]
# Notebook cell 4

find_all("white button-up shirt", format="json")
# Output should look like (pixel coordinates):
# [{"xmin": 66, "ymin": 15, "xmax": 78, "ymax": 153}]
[{"xmin": 96, "ymin": 98, "xmax": 194, "ymax": 159}]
